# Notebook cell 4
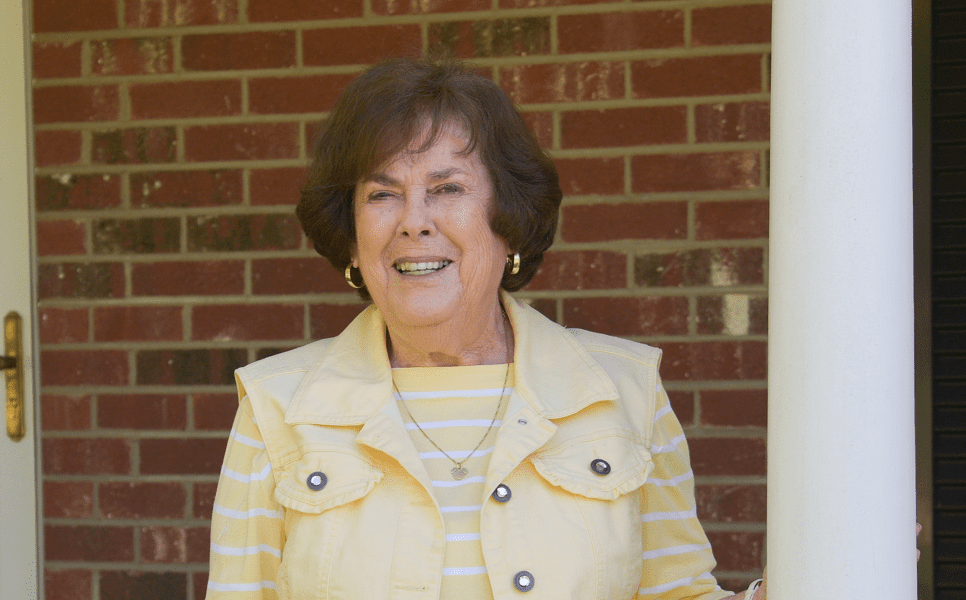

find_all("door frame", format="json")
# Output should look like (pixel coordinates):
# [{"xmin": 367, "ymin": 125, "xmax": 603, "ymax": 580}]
[{"xmin": 0, "ymin": 0, "xmax": 42, "ymax": 598}]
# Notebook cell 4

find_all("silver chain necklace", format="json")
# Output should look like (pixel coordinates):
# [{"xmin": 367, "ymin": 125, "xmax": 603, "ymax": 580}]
[{"xmin": 392, "ymin": 310, "xmax": 512, "ymax": 481}]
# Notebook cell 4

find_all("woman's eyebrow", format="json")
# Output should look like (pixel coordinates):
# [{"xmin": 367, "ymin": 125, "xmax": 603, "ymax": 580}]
[
  {"xmin": 427, "ymin": 167, "xmax": 463, "ymax": 182},
  {"xmin": 367, "ymin": 173, "xmax": 400, "ymax": 186}
]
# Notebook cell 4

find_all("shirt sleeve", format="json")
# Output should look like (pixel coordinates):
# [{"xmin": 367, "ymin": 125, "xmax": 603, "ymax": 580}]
[
  {"xmin": 635, "ymin": 377, "xmax": 733, "ymax": 600},
  {"xmin": 206, "ymin": 396, "xmax": 283, "ymax": 599}
]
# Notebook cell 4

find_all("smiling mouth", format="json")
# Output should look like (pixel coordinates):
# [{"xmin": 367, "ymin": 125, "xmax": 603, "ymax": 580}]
[{"xmin": 394, "ymin": 260, "xmax": 452, "ymax": 275}]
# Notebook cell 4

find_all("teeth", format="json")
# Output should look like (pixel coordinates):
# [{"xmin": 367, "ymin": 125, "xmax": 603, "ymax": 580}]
[{"xmin": 395, "ymin": 260, "xmax": 451, "ymax": 274}]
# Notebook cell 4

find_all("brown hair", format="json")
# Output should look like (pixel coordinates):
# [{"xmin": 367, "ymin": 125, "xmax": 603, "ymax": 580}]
[{"xmin": 296, "ymin": 57, "xmax": 561, "ymax": 300}]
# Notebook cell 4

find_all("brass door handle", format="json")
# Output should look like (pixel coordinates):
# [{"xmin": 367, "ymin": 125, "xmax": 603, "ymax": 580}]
[{"xmin": 5, "ymin": 312, "xmax": 24, "ymax": 441}]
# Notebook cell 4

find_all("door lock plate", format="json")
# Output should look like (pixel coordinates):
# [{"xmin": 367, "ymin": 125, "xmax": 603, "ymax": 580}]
[{"xmin": 5, "ymin": 312, "xmax": 24, "ymax": 441}]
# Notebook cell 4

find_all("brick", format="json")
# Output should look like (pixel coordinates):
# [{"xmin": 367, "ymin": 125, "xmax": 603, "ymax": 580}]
[
  {"xmin": 136, "ymin": 349, "xmax": 247, "ymax": 385},
  {"xmin": 696, "ymin": 484, "xmax": 766, "ymax": 523},
  {"xmin": 558, "ymin": 11, "xmax": 683, "ymax": 54},
  {"xmin": 631, "ymin": 152, "xmax": 761, "ymax": 193},
  {"xmin": 500, "ymin": 62, "xmax": 624, "ymax": 105},
  {"xmin": 501, "ymin": 0, "xmax": 613, "ymax": 6},
  {"xmin": 91, "ymin": 38, "xmax": 173, "ymax": 76},
  {"xmin": 692, "ymin": 4, "xmax": 772, "ymax": 47},
  {"xmin": 34, "ymin": 85, "xmax": 119, "ymax": 124},
  {"xmin": 33, "ymin": 42, "xmax": 82, "ymax": 78},
  {"xmin": 38, "ymin": 262, "xmax": 124, "ymax": 299},
  {"xmin": 131, "ymin": 80, "xmax": 242, "ymax": 120},
  {"xmin": 100, "ymin": 482, "xmax": 187, "ymax": 519},
  {"xmin": 526, "ymin": 251, "xmax": 626, "ymax": 291},
  {"xmin": 636, "ymin": 248, "xmax": 764, "ymax": 288},
  {"xmin": 187, "ymin": 214, "xmax": 301, "ymax": 251},
  {"xmin": 44, "ymin": 481, "xmax": 94, "ymax": 518},
  {"xmin": 39, "ymin": 307, "xmax": 89, "ymax": 344},
  {"xmin": 250, "ymin": 167, "xmax": 307, "ymax": 206},
  {"xmin": 192, "ymin": 304, "xmax": 303, "ymax": 341},
  {"xmin": 256, "ymin": 346, "xmax": 299, "ymax": 361},
  {"xmin": 37, "ymin": 220, "xmax": 86, "ymax": 257},
  {"xmin": 35, "ymin": 130, "xmax": 83, "ymax": 167},
  {"xmin": 193, "ymin": 482, "xmax": 218, "ymax": 518},
  {"xmin": 45, "ymin": 569, "xmax": 92, "ymax": 600},
  {"xmin": 251, "ymin": 0, "xmax": 362, "ymax": 21},
  {"xmin": 92, "ymin": 127, "xmax": 176, "ymax": 165},
  {"xmin": 194, "ymin": 393, "xmax": 238, "ymax": 431},
  {"xmin": 666, "ymin": 390, "xmax": 694, "ymax": 426},
  {"xmin": 374, "ymin": 0, "xmax": 485, "ymax": 14},
  {"xmin": 695, "ymin": 200, "xmax": 769, "ymax": 240},
  {"xmin": 43, "ymin": 438, "xmax": 131, "ymax": 475},
  {"xmin": 125, "ymin": 0, "xmax": 239, "ymax": 27},
  {"xmin": 705, "ymin": 531, "xmax": 764, "ymax": 572},
  {"xmin": 41, "ymin": 350, "xmax": 128, "ymax": 386},
  {"xmin": 183, "ymin": 31, "xmax": 295, "ymax": 71},
  {"xmin": 132, "ymin": 260, "xmax": 245, "ymax": 296},
  {"xmin": 304, "ymin": 25, "xmax": 422, "ymax": 66},
  {"xmin": 36, "ymin": 174, "xmax": 121, "ymax": 211},
  {"xmin": 99, "ymin": 571, "xmax": 187, "ymax": 600},
  {"xmin": 193, "ymin": 573, "xmax": 209, "ymax": 600},
  {"xmin": 184, "ymin": 123, "xmax": 299, "ymax": 162},
  {"xmin": 310, "ymin": 304, "xmax": 367, "ymax": 339},
  {"xmin": 252, "ymin": 257, "xmax": 344, "ymax": 295},
  {"xmin": 42, "ymin": 394, "xmax": 92, "ymax": 431},
  {"xmin": 140, "ymin": 438, "xmax": 227, "ymax": 474},
  {"xmin": 696, "ymin": 101, "xmax": 769, "ymax": 143},
  {"xmin": 524, "ymin": 298, "xmax": 557, "ymax": 323},
  {"xmin": 92, "ymin": 217, "xmax": 180, "ymax": 254},
  {"xmin": 132, "ymin": 170, "xmax": 242, "ymax": 208},
  {"xmin": 696, "ymin": 295, "xmax": 767, "ymax": 336},
  {"xmin": 561, "ymin": 106, "xmax": 686, "ymax": 149},
  {"xmin": 555, "ymin": 158, "xmax": 624, "ymax": 196},
  {"xmin": 98, "ymin": 393, "xmax": 187, "ymax": 429},
  {"xmin": 520, "ymin": 111, "xmax": 552, "ymax": 149},
  {"xmin": 657, "ymin": 341, "xmax": 766, "ymax": 381},
  {"xmin": 249, "ymin": 74, "xmax": 354, "ymax": 115},
  {"xmin": 141, "ymin": 526, "xmax": 209, "ymax": 563},
  {"xmin": 34, "ymin": 0, "xmax": 117, "ymax": 32},
  {"xmin": 632, "ymin": 55, "xmax": 762, "ymax": 99},
  {"xmin": 562, "ymin": 296, "xmax": 688, "ymax": 336},
  {"xmin": 690, "ymin": 437, "xmax": 765, "ymax": 477},
  {"xmin": 429, "ymin": 18, "xmax": 550, "ymax": 59},
  {"xmin": 700, "ymin": 389, "xmax": 767, "ymax": 427},
  {"xmin": 561, "ymin": 202, "xmax": 687, "ymax": 243}
]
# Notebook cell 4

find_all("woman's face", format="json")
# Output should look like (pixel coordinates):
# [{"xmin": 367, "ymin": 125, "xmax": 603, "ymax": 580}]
[{"xmin": 352, "ymin": 122, "xmax": 509, "ymax": 330}]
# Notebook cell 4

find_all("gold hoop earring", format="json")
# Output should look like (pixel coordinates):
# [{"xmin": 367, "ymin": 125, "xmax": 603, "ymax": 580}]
[
  {"xmin": 345, "ymin": 264, "xmax": 365, "ymax": 289},
  {"xmin": 507, "ymin": 253, "xmax": 521, "ymax": 276}
]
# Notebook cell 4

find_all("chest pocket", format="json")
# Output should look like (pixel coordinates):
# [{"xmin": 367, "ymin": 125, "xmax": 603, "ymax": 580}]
[
  {"xmin": 530, "ymin": 429, "xmax": 654, "ymax": 499},
  {"xmin": 519, "ymin": 430, "xmax": 653, "ymax": 600},
  {"xmin": 273, "ymin": 445, "xmax": 383, "ymax": 600}
]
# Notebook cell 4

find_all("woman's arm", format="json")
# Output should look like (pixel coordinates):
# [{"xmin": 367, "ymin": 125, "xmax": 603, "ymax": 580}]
[{"xmin": 206, "ymin": 397, "xmax": 284, "ymax": 599}]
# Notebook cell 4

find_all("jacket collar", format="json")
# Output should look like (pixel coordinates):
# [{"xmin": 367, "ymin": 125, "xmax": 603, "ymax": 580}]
[{"xmin": 285, "ymin": 290, "xmax": 619, "ymax": 426}]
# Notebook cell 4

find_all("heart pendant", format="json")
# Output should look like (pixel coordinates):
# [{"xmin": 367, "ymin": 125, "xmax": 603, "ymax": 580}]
[{"xmin": 451, "ymin": 466, "xmax": 468, "ymax": 480}]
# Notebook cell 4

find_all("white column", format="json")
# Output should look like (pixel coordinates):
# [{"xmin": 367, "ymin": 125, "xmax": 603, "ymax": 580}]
[{"xmin": 768, "ymin": 0, "xmax": 916, "ymax": 598}]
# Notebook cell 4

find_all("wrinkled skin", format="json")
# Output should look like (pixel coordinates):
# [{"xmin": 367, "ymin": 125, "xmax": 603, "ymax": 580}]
[{"xmin": 352, "ymin": 121, "xmax": 512, "ymax": 368}]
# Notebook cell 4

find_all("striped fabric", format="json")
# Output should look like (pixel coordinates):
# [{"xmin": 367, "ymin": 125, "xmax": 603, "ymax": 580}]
[{"xmin": 391, "ymin": 363, "xmax": 513, "ymax": 600}]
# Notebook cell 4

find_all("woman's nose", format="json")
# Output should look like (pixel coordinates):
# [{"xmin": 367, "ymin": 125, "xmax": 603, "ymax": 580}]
[{"xmin": 398, "ymin": 193, "xmax": 435, "ymax": 238}]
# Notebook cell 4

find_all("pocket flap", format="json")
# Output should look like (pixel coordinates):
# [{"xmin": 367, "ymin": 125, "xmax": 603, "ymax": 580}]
[
  {"xmin": 531, "ymin": 430, "xmax": 653, "ymax": 501},
  {"xmin": 274, "ymin": 446, "xmax": 382, "ymax": 514}
]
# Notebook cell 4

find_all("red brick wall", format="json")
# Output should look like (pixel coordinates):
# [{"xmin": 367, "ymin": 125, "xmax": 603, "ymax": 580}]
[{"xmin": 32, "ymin": 0, "xmax": 770, "ymax": 597}]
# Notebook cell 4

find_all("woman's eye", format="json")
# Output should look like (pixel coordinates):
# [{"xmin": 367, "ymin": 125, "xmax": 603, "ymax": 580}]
[
  {"xmin": 432, "ymin": 183, "xmax": 463, "ymax": 195},
  {"xmin": 368, "ymin": 190, "xmax": 394, "ymax": 201}
]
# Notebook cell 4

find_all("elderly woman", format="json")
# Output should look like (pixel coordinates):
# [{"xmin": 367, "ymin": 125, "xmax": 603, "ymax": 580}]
[{"xmin": 206, "ymin": 58, "xmax": 767, "ymax": 600}]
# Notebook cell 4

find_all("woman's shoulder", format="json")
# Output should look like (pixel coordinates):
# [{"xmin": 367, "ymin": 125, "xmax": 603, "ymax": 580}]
[
  {"xmin": 236, "ymin": 338, "xmax": 335, "ymax": 387},
  {"xmin": 565, "ymin": 327, "xmax": 663, "ymax": 371}
]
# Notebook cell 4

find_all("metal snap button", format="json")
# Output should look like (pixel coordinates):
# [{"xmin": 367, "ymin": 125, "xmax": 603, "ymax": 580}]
[
  {"xmin": 590, "ymin": 459, "xmax": 611, "ymax": 476},
  {"xmin": 514, "ymin": 570, "xmax": 534, "ymax": 592},
  {"xmin": 517, "ymin": 418, "xmax": 527, "ymax": 425},
  {"xmin": 492, "ymin": 484, "xmax": 511, "ymax": 503},
  {"xmin": 306, "ymin": 471, "xmax": 327, "ymax": 491}
]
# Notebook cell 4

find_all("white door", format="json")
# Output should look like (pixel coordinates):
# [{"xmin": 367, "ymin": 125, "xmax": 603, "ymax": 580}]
[{"xmin": 0, "ymin": 0, "xmax": 42, "ymax": 598}]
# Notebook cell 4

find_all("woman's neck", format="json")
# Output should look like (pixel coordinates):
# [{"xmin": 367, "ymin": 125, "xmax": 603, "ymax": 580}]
[{"xmin": 385, "ymin": 300, "xmax": 512, "ymax": 368}]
